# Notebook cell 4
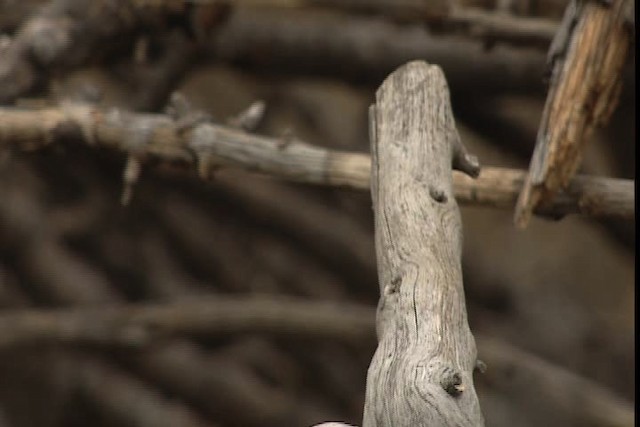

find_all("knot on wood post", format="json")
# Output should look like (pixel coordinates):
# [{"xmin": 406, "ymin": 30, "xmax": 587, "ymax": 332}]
[
  {"xmin": 429, "ymin": 186, "xmax": 448, "ymax": 203},
  {"xmin": 383, "ymin": 275, "xmax": 402, "ymax": 295},
  {"xmin": 439, "ymin": 367, "xmax": 465, "ymax": 397}
]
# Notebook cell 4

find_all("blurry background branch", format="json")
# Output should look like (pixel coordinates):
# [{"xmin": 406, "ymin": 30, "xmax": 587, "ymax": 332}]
[
  {"xmin": 1, "ymin": 1, "xmax": 633, "ymax": 101},
  {"xmin": 0, "ymin": 293, "xmax": 633, "ymax": 427},
  {"xmin": 0, "ymin": 0, "xmax": 230, "ymax": 104},
  {"xmin": 0, "ymin": 295, "xmax": 377, "ymax": 348},
  {"xmin": 209, "ymin": 8, "xmax": 549, "ymax": 94},
  {"xmin": 478, "ymin": 337, "xmax": 634, "ymax": 427},
  {"xmin": 231, "ymin": 0, "xmax": 560, "ymax": 47}
]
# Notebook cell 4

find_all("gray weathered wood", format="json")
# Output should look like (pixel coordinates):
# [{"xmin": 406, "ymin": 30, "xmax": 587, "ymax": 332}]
[{"xmin": 363, "ymin": 61, "xmax": 484, "ymax": 426}]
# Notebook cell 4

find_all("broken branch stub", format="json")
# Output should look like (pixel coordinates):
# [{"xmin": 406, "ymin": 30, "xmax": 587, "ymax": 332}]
[{"xmin": 363, "ymin": 61, "xmax": 483, "ymax": 426}]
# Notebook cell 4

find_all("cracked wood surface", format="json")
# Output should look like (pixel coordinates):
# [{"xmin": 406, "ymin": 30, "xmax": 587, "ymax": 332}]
[{"xmin": 363, "ymin": 61, "xmax": 483, "ymax": 426}]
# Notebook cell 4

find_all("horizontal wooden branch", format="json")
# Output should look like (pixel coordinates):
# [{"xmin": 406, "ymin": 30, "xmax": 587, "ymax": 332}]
[
  {"xmin": 240, "ymin": 1, "xmax": 558, "ymax": 47},
  {"xmin": 0, "ymin": 0, "xmax": 559, "ymax": 49},
  {"xmin": 0, "ymin": 295, "xmax": 376, "ymax": 348},
  {"xmin": 0, "ymin": 104, "xmax": 633, "ymax": 220},
  {"xmin": 210, "ymin": 8, "xmax": 548, "ymax": 94},
  {"xmin": 210, "ymin": 0, "xmax": 560, "ymax": 48},
  {"xmin": 444, "ymin": 6, "xmax": 559, "ymax": 48}
]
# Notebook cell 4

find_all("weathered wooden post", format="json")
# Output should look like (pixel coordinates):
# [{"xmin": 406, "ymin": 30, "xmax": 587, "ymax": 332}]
[{"xmin": 363, "ymin": 61, "xmax": 484, "ymax": 426}]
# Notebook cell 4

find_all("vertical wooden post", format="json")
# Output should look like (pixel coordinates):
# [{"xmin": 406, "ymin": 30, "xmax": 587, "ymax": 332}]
[{"xmin": 363, "ymin": 61, "xmax": 484, "ymax": 427}]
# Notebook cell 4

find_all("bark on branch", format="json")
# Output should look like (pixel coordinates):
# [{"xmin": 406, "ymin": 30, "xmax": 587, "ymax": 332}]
[
  {"xmin": 363, "ymin": 61, "xmax": 483, "ymax": 426},
  {"xmin": 0, "ymin": 104, "xmax": 633, "ymax": 221}
]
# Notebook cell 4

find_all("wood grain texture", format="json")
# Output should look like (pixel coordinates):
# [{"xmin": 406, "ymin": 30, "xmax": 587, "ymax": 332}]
[
  {"xmin": 514, "ymin": 0, "xmax": 632, "ymax": 227},
  {"xmin": 363, "ymin": 61, "xmax": 483, "ymax": 426}
]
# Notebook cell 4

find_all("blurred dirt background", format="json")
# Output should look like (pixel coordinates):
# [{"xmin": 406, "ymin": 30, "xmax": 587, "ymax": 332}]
[{"xmin": 0, "ymin": 1, "xmax": 635, "ymax": 426}]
